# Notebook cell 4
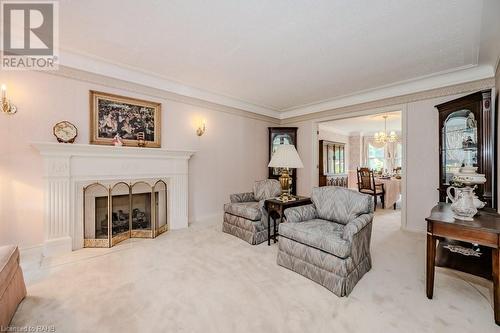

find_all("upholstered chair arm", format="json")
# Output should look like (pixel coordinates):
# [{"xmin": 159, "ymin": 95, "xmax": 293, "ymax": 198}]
[
  {"xmin": 230, "ymin": 192, "xmax": 255, "ymax": 203},
  {"xmin": 342, "ymin": 213, "xmax": 373, "ymax": 265},
  {"xmin": 342, "ymin": 213, "xmax": 374, "ymax": 242},
  {"xmin": 284, "ymin": 204, "xmax": 318, "ymax": 223}
]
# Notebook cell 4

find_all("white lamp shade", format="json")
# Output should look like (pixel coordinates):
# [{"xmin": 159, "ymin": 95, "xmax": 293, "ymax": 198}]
[{"xmin": 268, "ymin": 144, "xmax": 304, "ymax": 168}]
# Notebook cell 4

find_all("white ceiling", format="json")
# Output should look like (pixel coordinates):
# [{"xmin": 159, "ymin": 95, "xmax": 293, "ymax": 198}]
[
  {"xmin": 58, "ymin": 0, "xmax": 500, "ymax": 118},
  {"xmin": 319, "ymin": 111, "xmax": 402, "ymax": 136}
]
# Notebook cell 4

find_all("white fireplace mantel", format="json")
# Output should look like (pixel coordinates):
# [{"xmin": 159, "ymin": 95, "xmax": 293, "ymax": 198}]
[{"xmin": 32, "ymin": 142, "xmax": 195, "ymax": 256}]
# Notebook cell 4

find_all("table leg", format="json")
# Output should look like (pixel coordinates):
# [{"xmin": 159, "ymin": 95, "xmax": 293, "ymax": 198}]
[
  {"xmin": 426, "ymin": 234, "xmax": 436, "ymax": 299},
  {"xmin": 267, "ymin": 211, "xmax": 271, "ymax": 246},
  {"xmin": 274, "ymin": 215, "xmax": 282, "ymax": 243},
  {"xmin": 492, "ymin": 248, "xmax": 500, "ymax": 325},
  {"xmin": 273, "ymin": 216, "xmax": 277, "ymax": 243}
]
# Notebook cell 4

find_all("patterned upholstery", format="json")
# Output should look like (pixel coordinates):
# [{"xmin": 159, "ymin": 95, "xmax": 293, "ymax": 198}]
[
  {"xmin": 279, "ymin": 219, "xmax": 351, "ymax": 258},
  {"xmin": 223, "ymin": 202, "xmax": 261, "ymax": 221},
  {"xmin": 253, "ymin": 179, "xmax": 281, "ymax": 201},
  {"xmin": 223, "ymin": 179, "xmax": 281, "ymax": 245},
  {"xmin": 230, "ymin": 192, "xmax": 255, "ymax": 203},
  {"xmin": 222, "ymin": 213, "xmax": 268, "ymax": 245},
  {"xmin": 279, "ymin": 186, "xmax": 373, "ymax": 296},
  {"xmin": 283, "ymin": 204, "xmax": 317, "ymax": 223},
  {"xmin": 311, "ymin": 186, "xmax": 373, "ymax": 225}
]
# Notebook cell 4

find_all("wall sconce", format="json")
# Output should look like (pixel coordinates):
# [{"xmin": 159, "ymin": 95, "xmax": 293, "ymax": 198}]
[
  {"xmin": 1, "ymin": 84, "xmax": 17, "ymax": 115},
  {"xmin": 196, "ymin": 120, "xmax": 206, "ymax": 136}
]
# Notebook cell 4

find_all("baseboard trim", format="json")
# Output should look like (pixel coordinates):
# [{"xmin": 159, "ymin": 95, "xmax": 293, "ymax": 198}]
[
  {"xmin": 43, "ymin": 237, "xmax": 73, "ymax": 257},
  {"xmin": 19, "ymin": 244, "xmax": 43, "ymax": 256}
]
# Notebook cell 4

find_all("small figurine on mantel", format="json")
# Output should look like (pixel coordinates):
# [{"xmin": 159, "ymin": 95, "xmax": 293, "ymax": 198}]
[
  {"xmin": 112, "ymin": 133, "xmax": 123, "ymax": 146},
  {"xmin": 136, "ymin": 132, "xmax": 146, "ymax": 147}
]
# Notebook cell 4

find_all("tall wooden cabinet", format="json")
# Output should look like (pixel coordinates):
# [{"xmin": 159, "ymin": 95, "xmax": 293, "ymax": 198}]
[
  {"xmin": 434, "ymin": 90, "xmax": 496, "ymax": 279},
  {"xmin": 436, "ymin": 90, "xmax": 496, "ymax": 209},
  {"xmin": 268, "ymin": 127, "xmax": 298, "ymax": 195}
]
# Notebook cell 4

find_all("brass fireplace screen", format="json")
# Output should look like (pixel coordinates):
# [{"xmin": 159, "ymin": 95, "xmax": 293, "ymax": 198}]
[{"xmin": 83, "ymin": 180, "xmax": 168, "ymax": 248}]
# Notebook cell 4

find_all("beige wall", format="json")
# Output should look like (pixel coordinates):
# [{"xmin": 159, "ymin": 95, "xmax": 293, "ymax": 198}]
[
  {"xmin": 347, "ymin": 134, "xmax": 362, "ymax": 188},
  {"xmin": 0, "ymin": 70, "xmax": 273, "ymax": 248}
]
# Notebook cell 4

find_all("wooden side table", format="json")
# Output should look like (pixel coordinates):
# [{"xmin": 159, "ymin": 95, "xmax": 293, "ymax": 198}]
[
  {"xmin": 426, "ymin": 203, "xmax": 500, "ymax": 325},
  {"xmin": 264, "ymin": 196, "xmax": 311, "ymax": 246}
]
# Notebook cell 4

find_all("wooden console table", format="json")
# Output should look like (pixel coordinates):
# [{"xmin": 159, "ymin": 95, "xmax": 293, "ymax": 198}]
[{"xmin": 426, "ymin": 203, "xmax": 500, "ymax": 325}]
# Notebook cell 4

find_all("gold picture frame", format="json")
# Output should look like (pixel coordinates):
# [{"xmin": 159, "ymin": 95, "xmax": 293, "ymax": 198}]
[{"xmin": 90, "ymin": 90, "xmax": 161, "ymax": 147}]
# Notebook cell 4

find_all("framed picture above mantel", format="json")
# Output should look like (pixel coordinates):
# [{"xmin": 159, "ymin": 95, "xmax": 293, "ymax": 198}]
[{"xmin": 90, "ymin": 90, "xmax": 161, "ymax": 148}]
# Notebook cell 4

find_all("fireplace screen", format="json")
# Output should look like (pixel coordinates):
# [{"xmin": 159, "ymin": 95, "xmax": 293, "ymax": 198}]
[{"xmin": 84, "ymin": 180, "xmax": 168, "ymax": 248}]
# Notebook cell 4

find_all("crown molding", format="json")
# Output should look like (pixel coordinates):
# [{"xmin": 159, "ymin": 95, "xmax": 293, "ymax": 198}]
[
  {"xmin": 59, "ymin": 49, "xmax": 281, "ymax": 119},
  {"xmin": 281, "ymin": 76, "xmax": 495, "ymax": 124},
  {"xmin": 279, "ymin": 65, "xmax": 494, "ymax": 119},
  {"xmin": 53, "ymin": 50, "xmax": 495, "ymax": 124},
  {"xmin": 45, "ymin": 64, "xmax": 280, "ymax": 124}
]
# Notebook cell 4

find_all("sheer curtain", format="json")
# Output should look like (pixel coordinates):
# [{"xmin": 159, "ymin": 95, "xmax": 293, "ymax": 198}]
[{"xmin": 363, "ymin": 136, "xmax": 402, "ymax": 171}]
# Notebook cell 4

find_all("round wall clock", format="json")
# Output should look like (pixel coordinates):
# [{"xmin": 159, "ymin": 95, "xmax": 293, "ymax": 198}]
[{"xmin": 53, "ymin": 121, "xmax": 78, "ymax": 143}]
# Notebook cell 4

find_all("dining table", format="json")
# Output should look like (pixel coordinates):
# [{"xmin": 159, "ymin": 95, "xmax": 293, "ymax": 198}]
[{"xmin": 375, "ymin": 176, "xmax": 402, "ymax": 208}]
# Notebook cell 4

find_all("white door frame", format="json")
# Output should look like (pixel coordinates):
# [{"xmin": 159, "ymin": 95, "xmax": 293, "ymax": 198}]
[{"xmin": 311, "ymin": 104, "xmax": 409, "ymax": 229}]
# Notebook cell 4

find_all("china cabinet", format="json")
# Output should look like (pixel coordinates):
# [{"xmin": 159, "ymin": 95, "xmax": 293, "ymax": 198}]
[
  {"xmin": 268, "ymin": 127, "xmax": 298, "ymax": 195},
  {"xmin": 436, "ymin": 90, "xmax": 495, "ymax": 209},
  {"xmin": 318, "ymin": 140, "xmax": 348, "ymax": 187},
  {"xmin": 434, "ymin": 90, "xmax": 496, "ymax": 279}
]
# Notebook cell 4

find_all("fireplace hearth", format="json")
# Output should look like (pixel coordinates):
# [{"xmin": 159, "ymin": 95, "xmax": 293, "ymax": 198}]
[{"xmin": 84, "ymin": 180, "xmax": 168, "ymax": 248}]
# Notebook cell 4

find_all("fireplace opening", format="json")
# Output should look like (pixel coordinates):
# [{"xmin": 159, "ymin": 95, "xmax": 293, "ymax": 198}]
[
  {"xmin": 84, "ymin": 180, "xmax": 167, "ymax": 248},
  {"xmin": 95, "ymin": 193, "xmax": 152, "ymax": 239}
]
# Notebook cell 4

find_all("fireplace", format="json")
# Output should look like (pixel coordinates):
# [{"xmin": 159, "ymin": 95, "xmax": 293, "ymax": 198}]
[
  {"xmin": 83, "ymin": 180, "xmax": 168, "ymax": 248},
  {"xmin": 32, "ymin": 142, "xmax": 194, "ymax": 256}
]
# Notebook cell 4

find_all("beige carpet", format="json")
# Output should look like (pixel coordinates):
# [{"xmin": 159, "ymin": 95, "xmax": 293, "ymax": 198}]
[{"xmin": 12, "ymin": 210, "xmax": 499, "ymax": 332}]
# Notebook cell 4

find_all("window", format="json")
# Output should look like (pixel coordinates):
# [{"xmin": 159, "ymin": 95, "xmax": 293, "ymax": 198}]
[
  {"xmin": 325, "ymin": 142, "xmax": 345, "ymax": 174},
  {"xmin": 367, "ymin": 142, "xmax": 402, "ymax": 171},
  {"xmin": 367, "ymin": 144, "xmax": 385, "ymax": 171}
]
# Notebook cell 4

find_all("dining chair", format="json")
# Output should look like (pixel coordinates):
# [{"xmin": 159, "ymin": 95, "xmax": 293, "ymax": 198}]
[{"xmin": 357, "ymin": 167, "xmax": 385, "ymax": 211}]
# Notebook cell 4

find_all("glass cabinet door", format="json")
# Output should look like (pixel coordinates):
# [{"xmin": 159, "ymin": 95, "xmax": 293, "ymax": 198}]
[
  {"xmin": 441, "ymin": 109, "xmax": 478, "ymax": 185},
  {"xmin": 271, "ymin": 133, "xmax": 294, "ymax": 176}
]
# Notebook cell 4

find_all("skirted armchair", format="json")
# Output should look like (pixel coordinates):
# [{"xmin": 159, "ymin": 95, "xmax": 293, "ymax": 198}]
[
  {"xmin": 223, "ymin": 179, "xmax": 281, "ymax": 245},
  {"xmin": 277, "ymin": 186, "xmax": 374, "ymax": 296}
]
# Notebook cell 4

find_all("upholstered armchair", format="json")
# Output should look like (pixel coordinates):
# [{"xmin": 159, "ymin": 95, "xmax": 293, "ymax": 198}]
[
  {"xmin": 277, "ymin": 186, "xmax": 374, "ymax": 296},
  {"xmin": 223, "ymin": 179, "xmax": 281, "ymax": 245}
]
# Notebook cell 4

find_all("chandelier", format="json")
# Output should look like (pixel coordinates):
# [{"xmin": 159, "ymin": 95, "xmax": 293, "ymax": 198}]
[{"xmin": 374, "ymin": 115, "xmax": 397, "ymax": 144}]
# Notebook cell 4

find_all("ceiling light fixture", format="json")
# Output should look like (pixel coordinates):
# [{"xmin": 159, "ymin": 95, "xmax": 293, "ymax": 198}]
[{"xmin": 374, "ymin": 115, "xmax": 397, "ymax": 144}]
